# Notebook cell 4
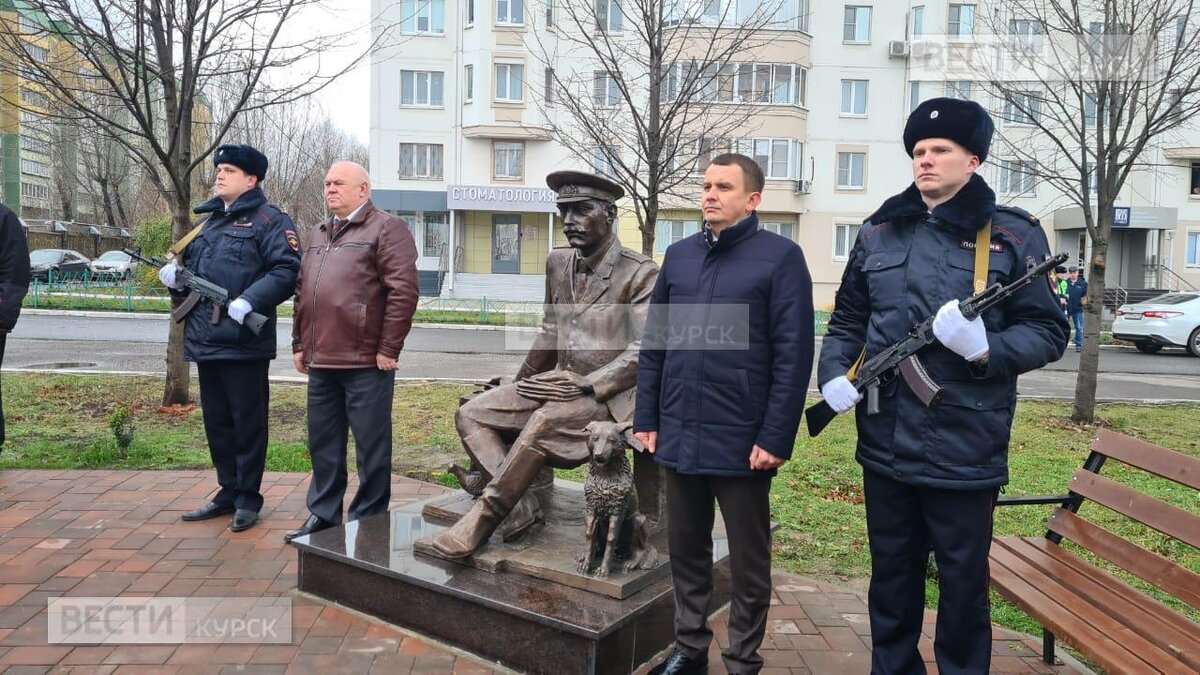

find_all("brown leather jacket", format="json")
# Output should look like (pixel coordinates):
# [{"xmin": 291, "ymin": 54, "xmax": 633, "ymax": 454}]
[{"xmin": 292, "ymin": 200, "xmax": 419, "ymax": 368}]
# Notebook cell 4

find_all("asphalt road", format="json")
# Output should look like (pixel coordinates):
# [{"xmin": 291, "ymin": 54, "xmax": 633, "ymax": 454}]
[{"xmin": 6, "ymin": 310, "xmax": 1200, "ymax": 402}]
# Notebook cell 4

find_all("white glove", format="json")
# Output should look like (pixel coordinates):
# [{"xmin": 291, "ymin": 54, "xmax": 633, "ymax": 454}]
[
  {"xmin": 821, "ymin": 376, "xmax": 862, "ymax": 414},
  {"xmin": 158, "ymin": 261, "xmax": 179, "ymax": 289},
  {"xmin": 228, "ymin": 297, "xmax": 252, "ymax": 325},
  {"xmin": 932, "ymin": 300, "xmax": 990, "ymax": 361}
]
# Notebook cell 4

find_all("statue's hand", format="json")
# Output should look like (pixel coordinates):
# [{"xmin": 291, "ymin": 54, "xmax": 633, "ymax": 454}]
[{"xmin": 518, "ymin": 371, "xmax": 591, "ymax": 401}]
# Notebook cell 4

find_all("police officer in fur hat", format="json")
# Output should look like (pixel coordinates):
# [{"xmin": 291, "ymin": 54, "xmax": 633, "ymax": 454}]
[
  {"xmin": 158, "ymin": 144, "xmax": 301, "ymax": 532},
  {"xmin": 817, "ymin": 98, "xmax": 1067, "ymax": 672}
]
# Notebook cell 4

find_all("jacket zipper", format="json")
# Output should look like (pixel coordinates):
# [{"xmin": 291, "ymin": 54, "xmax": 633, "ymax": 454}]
[{"xmin": 308, "ymin": 230, "xmax": 372, "ymax": 365}]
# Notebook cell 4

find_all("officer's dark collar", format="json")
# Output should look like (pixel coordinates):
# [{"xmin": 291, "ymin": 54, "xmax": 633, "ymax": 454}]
[
  {"xmin": 866, "ymin": 173, "xmax": 996, "ymax": 235},
  {"xmin": 703, "ymin": 211, "xmax": 760, "ymax": 250},
  {"xmin": 194, "ymin": 186, "xmax": 267, "ymax": 217}
]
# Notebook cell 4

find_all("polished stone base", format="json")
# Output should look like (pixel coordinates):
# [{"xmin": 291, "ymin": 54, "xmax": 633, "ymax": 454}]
[
  {"xmin": 415, "ymin": 480, "xmax": 673, "ymax": 599},
  {"xmin": 293, "ymin": 492, "xmax": 732, "ymax": 675}
]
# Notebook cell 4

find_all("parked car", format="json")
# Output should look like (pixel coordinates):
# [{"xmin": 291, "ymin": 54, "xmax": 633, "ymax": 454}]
[
  {"xmin": 1112, "ymin": 292, "xmax": 1200, "ymax": 356},
  {"xmin": 89, "ymin": 250, "xmax": 138, "ymax": 280},
  {"xmin": 29, "ymin": 249, "xmax": 91, "ymax": 282}
]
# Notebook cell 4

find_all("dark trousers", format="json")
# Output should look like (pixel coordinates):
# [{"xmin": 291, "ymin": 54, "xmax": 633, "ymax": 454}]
[
  {"xmin": 305, "ymin": 367, "xmax": 395, "ymax": 525},
  {"xmin": 666, "ymin": 468, "xmax": 773, "ymax": 675},
  {"xmin": 0, "ymin": 333, "xmax": 7, "ymax": 447},
  {"xmin": 196, "ymin": 359, "xmax": 270, "ymax": 512},
  {"xmin": 862, "ymin": 469, "xmax": 997, "ymax": 675}
]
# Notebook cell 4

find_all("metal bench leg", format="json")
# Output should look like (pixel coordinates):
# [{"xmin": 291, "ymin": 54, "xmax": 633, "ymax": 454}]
[{"xmin": 1043, "ymin": 629, "xmax": 1056, "ymax": 665}]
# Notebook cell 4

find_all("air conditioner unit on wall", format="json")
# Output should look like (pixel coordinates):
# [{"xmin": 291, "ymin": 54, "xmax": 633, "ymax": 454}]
[
  {"xmin": 888, "ymin": 40, "xmax": 910, "ymax": 58},
  {"xmin": 794, "ymin": 179, "xmax": 812, "ymax": 195}
]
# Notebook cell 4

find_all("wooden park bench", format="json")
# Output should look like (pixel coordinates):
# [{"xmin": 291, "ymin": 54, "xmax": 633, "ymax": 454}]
[{"xmin": 989, "ymin": 429, "xmax": 1200, "ymax": 674}]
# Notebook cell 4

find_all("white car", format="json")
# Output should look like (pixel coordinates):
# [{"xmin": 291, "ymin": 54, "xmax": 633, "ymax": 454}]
[
  {"xmin": 89, "ymin": 250, "xmax": 138, "ymax": 280},
  {"xmin": 1112, "ymin": 292, "xmax": 1200, "ymax": 356}
]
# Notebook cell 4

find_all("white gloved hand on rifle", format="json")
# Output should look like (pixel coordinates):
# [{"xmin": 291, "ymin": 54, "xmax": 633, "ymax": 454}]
[
  {"xmin": 227, "ymin": 297, "xmax": 252, "ymax": 325},
  {"xmin": 821, "ymin": 376, "xmax": 862, "ymax": 414},
  {"xmin": 932, "ymin": 299, "xmax": 990, "ymax": 361},
  {"xmin": 158, "ymin": 261, "xmax": 180, "ymax": 290}
]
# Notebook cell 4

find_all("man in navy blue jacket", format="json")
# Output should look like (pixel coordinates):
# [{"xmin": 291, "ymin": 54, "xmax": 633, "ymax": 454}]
[
  {"xmin": 634, "ymin": 154, "xmax": 814, "ymax": 675},
  {"xmin": 158, "ymin": 144, "xmax": 301, "ymax": 532},
  {"xmin": 818, "ymin": 99, "xmax": 1067, "ymax": 673}
]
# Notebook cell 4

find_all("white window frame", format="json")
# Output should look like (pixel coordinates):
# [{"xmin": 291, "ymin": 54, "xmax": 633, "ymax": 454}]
[
  {"xmin": 911, "ymin": 5, "xmax": 924, "ymax": 36},
  {"xmin": 493, "ymin": 141, "xmax": 524, "ymax": 180},
  {"xmin": 593, "ymin": 70, "xmax": 620, "ymax": 107},
  {"xmin": 1003, "ymin": 89, "xmax": 1040, "ymax": 126},
  {"xmin": 400, "ymin": 70, "xmax": 444, "ymax": 107},
  {"xmin": 400, "ymin": 0, "xmax": 446, "ymax": 34},
  {"xmin": 655, "ymin": 219, "xmax": 700, "ymax": 254},
  {"xmin": 592, "ymin": 146, "xmax": 617, "ymax": 176},
  {"xmin": 909, "ymin": 81, "xmax": 923, "ymax": 114},
  {"xmin": 836, "ymin": 152, "xmax": 866, "ymax": 189},
  {"xmin": 495, "ymin": 62, "xmax": 524, "ymax": 102},
  {"xmin": 496, "ymin": 0, "xmax": 524, "ymax": 25},
  {"xmin": 1185, "ymin": 231, "xmax": 1200, "ymax": 268},
  {"xmin": 948, "ymin": 3, "xmax": 974, "ymax": 38},
  {"xmin": 423, "ymin": 212, "xmax": 450, "ymax": 258},
  {"xmin": 399, "ymin": 143, "xmax": 444, "ymax": 179},
  {"xmin": 945, "ymin": 80, "xmax": 972, "ymax": 100},
  {"xmin": 596, "ymin": 0, "xmax": 623, "ymax": 32},
  {"xmin": 843, "ymin": 5, "xmax": 871, "ymax": 43},
  {"xmin": 464, "ymin": 64, "xmax": 474, "ymax": 101},
  {"xmin": 840, "ymin": 79, "xmax": 868, "ymax": 116},
  {"xmin": 466, "ymin": 0, "xmax": 475, "ymax": 25},
  {"xmin": 763, "ymin": 222, "xmax": 795, "ymax": 241},
  {"xmin": 998, "ymin": 159, "xmax": 1037, "ymax": 196},
  {"xmin": 20, "ymin": 158, "xmax": 50, "ymax": 178},
  {"xmin": 735, "ymin": 138, "xmax": 802, "ymax": 180},
  {"xmin": 833, "ymin": 222, "xmax": 862, "ymax": 261}
]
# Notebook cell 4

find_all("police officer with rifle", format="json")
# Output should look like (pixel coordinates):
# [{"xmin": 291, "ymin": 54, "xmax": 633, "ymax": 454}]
[
  {"xmin": 157, "ymin": 144, "xmax": 301, "ymax": 533},
  {"xmin": 815, "ymin": 99, "xmax": 1068, "ymax": 673}
]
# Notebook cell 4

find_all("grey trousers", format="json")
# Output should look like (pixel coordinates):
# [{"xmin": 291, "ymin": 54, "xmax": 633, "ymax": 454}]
[{"xmin": 305, "ymin": 367, "xmax": 395, "ymax": 524}]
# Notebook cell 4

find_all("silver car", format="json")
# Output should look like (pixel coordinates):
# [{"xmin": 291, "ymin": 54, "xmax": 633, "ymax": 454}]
[
  {"xmin": 1112, "ymin": 292, "xmax": 1200, "ymax": 356},
  {"xmin": 89, "ymin": 250, "xmax": 138, "ymax": 280}
]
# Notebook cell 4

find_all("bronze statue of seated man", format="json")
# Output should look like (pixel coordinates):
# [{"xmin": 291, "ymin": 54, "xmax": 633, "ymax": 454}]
[{"xmin": 430, "ymin": 171, "xmax": 659, "ymax": 559}]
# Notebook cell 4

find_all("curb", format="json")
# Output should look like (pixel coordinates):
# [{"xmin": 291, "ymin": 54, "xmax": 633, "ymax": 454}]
[{"xmin": 20, "ymin": 308, "xmax": 538, "ymax": 332}]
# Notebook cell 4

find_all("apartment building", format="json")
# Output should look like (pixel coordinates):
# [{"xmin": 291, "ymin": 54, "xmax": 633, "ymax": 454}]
[
  {"xmin": 0, "ymin": 1, "xmax": 56, "ymax": 219},
  {"xmin": 371, "ymin": 0, "xmax": 1200, "ymax": 304}
]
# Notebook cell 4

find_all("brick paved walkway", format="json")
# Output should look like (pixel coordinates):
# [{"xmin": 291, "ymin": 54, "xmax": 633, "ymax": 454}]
[{"xmin": 0, "ymin": 470, "xmax": 1086, "ymax": 674}]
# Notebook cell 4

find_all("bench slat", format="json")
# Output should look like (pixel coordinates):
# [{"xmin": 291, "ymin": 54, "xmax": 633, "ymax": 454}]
[
  {"xmin": 997, "ymin": 537, "xmax": 1200, "ymax": 671},
  {"xmin": 1069, "ymin": 470, "xmax": 1200, "ymax": 549},
  {"xmin": 1094, "ymin": 429, "xmax": 1200, "ymax": 491},
  {"xmin": 990, "ymin": 544, "xmax": 1183, "ymax": 674},
  {"xmin": 1048, "ymin": 508, "xmax": 1200, "ymax": 611}
]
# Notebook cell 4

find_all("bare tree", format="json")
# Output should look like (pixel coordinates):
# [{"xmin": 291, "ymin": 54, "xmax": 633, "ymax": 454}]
[
  {"xmin": 0, "ymin": 0, "xmax": 386, "ymax": 405},
  {"xmin": 949, "ymin": 0, "xmax": 1200, "ymax": 422},
  {"xmin": 528, "ymin": 0, "xmax": 807, "ymax": 255}
]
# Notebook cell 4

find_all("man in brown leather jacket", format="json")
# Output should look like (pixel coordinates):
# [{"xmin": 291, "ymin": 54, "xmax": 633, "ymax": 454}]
[
  {"xmin": 285, "ymin": 161, "xmax": 419, "ymax": 542},
  {"xmin": 430, "ymin": 170, "xmax": 658, "ymax": 559}
]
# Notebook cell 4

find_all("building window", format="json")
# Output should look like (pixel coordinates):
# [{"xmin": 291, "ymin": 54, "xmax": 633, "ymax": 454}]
[
  {"xmin": 399, "ymin": 143, "xmax": 444, "ymax": 179},
  {"xmin": 592, "ymin": 146, "xmax": 616, "ymax": 176},
  {"xmin": 20, "ymin": 87, "xmax": 49, "ymax": 108},
  {"xmin": 736, "ymin": 138, "xmax": 802, "ymax": 179},
  {"xmin": 909, "ymin": 81, "xmax": 924, "ymax": 113},
  {"xmin": 593, "ymin": 71, "xmax": 620, "ymax": 107},
  {"xmin": 424, "ymin": 212, "xmax": 449, "ymax": 258},
  {"xmin": 945, "ymin": 80, "xmax": 972, "ymax": 100},
  {"xmin": 1186, "ymin": 232, "xmax": 1200, "ymax": 267},
  {"xmin": 493, "ymin": 141, "xmax": 524, "ymax": 179},
  {"xmin": 544, "ymin": 67, "xmax": 555, "ymax": 105},
  {"xmin": 836, "ymin": 152, "xmax": 866, "ymax": 189},
  {"xmin": 911, "ymin": 5, "xmax": 924, "ymax": 36},
  {"xmin": 20, "ymin": 158, "xmax": 51, "ymax": 178},
  {"xmin": 466, "ymin": 0, "xmax": 475, "ymax": 24},
  {"xmin": 21, "ymin": 181, "xmax": 50, "ymax": 200},
  {"xmin": 495, "ymin": 63, "xmax": 524, "ymax": 102},
  {"xmin": 834, "ymin": 223, "xmax": 862, "ymax": 261},
  {"xmin": 948, "ymin": 4, "xmax": 974, "ymax": 37},
  {"xmin": 596, "ymin": 0, "xmax": 623, "ymax": 31},
  {"xmin": 843, "ymin": 5, "xmax": 871, "ymax": 43},
  {"xmin": 546, "ymin": 0, "xmax": 554, "ymax": 25},
  {"xmin": 998, "ymin": 159, "xmax": 1036, "ymax": 196},
  {"xmin": 400, "ymin": 0, "xmax": 446, "ymax": 34},
  {"xmin": 655, "ymin": 219, "xmax": 699, "ymax": 254},
  {"xmin": 497, "ymin": 0, "xmax": 524, "ymax": 24},
  {"xmin": 1003, "ymin": 90, "xmax": 1040, "ymax": 125},
  {"xmin": 1188, "ymin": 163, "xmax": 1200, "ymax": 195},
  {"xmin": 694, "ymin": 137, "xmax": 728, "ymax": 173},
  {"xmin": 464, "ymin": 65, "xmax": 474, "ymax": 101},
  {"xmin": 19, "ymin": 15, "xmax": 41, "ymax": 34},
  {"xmin": 840, "ymin": 79, "xmax": 868, "ymax": 116},
  {"xmin": 1009, "ymin": 18, "xmax": 1045, "ymax": 53},
  {"xmin": 23, "ymin": 42, "xmax": 48, "ymax": 62},
  {"xmin": 400, "ymin": 70, "xmax": 444, "ymax": 107},
  {"xmin": 763, "ymin": 222, "xmax": 795, "ymax": 240},
  {"xmin": 20, "ymin": 135, "xmax": 50, "ymax": 155},
  {"xmin": 688, "ymin": 62, "xmax": 805, "ymax": 105}
]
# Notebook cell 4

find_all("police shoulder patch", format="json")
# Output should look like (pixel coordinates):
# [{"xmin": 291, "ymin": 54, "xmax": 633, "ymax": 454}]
[{"xmin": 284, "ymin": 230, "xmax": 300, "ymax": 252}]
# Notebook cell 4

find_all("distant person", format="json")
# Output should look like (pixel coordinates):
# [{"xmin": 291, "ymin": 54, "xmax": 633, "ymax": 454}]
[
  {"xmin": 1066, "ymin": 266, "xmax": 1088, "ymax": 352},
  {"xmin": 1054, "ymin": 266, "xmax": 1069, "ymax": 315},
  {"xmin": 0, "ymin": 202, "xmax": 31, "ymax": 450},
  {"xmin": 158, "ymin": 144, "xmax": 301, "ymax": 532},
  {"xmin": 285, "ymin": 161, "xmax": 419, "ymax": 543}
]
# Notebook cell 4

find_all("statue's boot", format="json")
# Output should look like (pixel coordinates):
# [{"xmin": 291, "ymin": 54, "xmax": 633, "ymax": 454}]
[
  {"xmin": 496, "ymin": 491, "xmax": 542, "ymax": 542},
  {"xmin": 430, "ymin": 446, "xmax": 545, "ymax": 559}
]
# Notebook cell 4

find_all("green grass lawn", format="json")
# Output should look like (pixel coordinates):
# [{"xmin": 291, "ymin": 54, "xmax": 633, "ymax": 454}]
[{"xmin": 0, "ymin": 373, "xmax": 1195, "ymax": 639}]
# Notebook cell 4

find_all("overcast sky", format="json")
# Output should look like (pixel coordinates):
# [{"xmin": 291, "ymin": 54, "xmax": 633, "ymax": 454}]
[{"xmin": 286, "ymin": 0, "xmax": 372, "ymax": 143}]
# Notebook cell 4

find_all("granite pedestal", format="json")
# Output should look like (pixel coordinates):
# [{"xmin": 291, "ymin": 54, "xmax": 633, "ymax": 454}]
[{"xmin": 293, "ymin": 485, "xmax": 732, "ymax": 675}]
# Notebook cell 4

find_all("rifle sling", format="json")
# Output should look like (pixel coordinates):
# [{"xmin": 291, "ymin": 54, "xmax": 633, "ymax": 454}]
[
  {"xmin": 974, "ymin": 221, "xmax": 992, "ymax": 294},
  {"xmin": 169, "ymin": 214, "xmax": 212, "ymax": 260}
]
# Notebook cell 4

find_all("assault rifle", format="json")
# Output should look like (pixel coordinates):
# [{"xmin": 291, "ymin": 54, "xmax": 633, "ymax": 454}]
[
  {"xmin": 805, "ymin": 252, "xmax": 1069, "ymax": 437},
  {"xmin": 123, "ymin": 249, "xmax": 270, "ymax": 336}
]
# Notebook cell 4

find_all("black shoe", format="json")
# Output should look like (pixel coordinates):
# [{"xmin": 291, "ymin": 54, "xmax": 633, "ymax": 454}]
[
  {"xmin": 284, "ymin": 514, "xmax": 335, "ymax": 542},
  {"xmin": 181, "ymin": 502, "xmax": 235, "ymax": 522},
  {"xmin": 648, "ymin": 648, "xmax": 708, "ymax": 675},
  {"xmin": 229, "ymin": 509, "xmax": 259, "ymax": 532}
]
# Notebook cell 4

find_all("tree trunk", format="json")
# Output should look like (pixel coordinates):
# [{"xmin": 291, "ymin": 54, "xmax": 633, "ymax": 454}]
[
  {"xmin": 99, "ymin": 180, "xmax": 118, "ymax": 229},
  {"xmin": 1072, "ymin": 240, "xmax": 1107, "ymax": 423},
  {"xmin": 162, "ymin": 201, "xmax": 192, "ymax": 406}
]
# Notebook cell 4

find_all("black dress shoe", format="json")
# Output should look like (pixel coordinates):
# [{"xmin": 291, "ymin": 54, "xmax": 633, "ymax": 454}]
[
  {"xmin": 648, "ymin": 648, "xmax": 708, "ymax": 675},
  {"xmin": 181, "ymin": 502, "xmax": 235, "ymax": 522},
  {"xmin": 284, "ymin": 514, "xmax": 334, "ymax": 542},
  {"xmin": 229, "ymin": 509, "xmax": 259, "ymax": 532}
]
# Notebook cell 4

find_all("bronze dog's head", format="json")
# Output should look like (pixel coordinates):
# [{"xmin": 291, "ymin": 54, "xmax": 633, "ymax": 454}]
[{"xmin": 585, "ymin": 421, "xmax": 634, "ymax": 468}]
